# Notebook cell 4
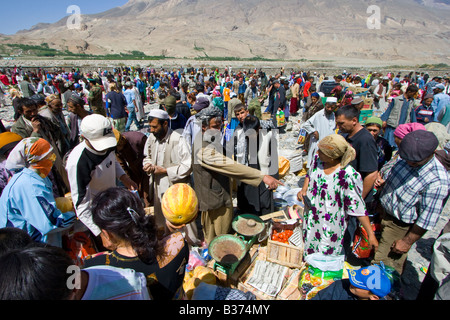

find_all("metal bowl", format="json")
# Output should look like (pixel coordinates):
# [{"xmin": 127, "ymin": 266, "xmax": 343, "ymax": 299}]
[
  {"xmin": 208, "ymin": 234, "xmax": 247, "ymax": 266},
  {"xmin": 232, "ymin": 214, "xmax": 266, "ymax": 237}
]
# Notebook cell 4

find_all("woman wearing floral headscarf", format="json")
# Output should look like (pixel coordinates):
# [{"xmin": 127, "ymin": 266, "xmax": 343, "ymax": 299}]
[
  {"xmin": 0, "ymin": 137, "xmax": 76, "ymax": 245},
  {"xmin": 298, "ymin": 134, "xmax": 378, "ymax": 257}
]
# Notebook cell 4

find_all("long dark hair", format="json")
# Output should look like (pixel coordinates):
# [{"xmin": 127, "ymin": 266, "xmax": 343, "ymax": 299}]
[{"xmin": 91, "ymin": 187, "xmax": 161, "ymax": 264}]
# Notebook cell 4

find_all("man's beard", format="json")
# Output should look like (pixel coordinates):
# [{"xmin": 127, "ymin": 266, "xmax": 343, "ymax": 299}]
[
  {"xmin": 153, "ymin": 129, "xmax": 166, "ymax": 141},
  {"xmin": 324, "ymin": 109, "xmax": 334, "ymax": 117}
]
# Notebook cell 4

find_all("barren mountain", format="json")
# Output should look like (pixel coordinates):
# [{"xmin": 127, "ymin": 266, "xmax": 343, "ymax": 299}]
[{"xmin": 1, "ymin": 0, "xmax": 450, "ymax": 64}]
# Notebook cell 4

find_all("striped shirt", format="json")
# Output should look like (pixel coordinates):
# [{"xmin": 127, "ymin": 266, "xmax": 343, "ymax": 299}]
[{"xmin": 379, "ymin": 156, "xmax": 449, "ymax": 230}]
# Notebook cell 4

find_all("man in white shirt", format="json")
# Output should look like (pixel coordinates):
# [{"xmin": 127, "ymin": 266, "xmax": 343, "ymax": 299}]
[
  {"xmin": 302, "ymin": 97, "xmax": 338, "ymax": 169},
  {"xmin": 143, "ymin": 109, "xmax": 193, "ymax": 230}
]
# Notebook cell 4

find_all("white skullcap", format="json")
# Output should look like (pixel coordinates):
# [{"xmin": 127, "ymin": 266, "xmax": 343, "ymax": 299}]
[
  {"xmin": 149, "ymin": 109, "xmax": 169, "ymax": 120},
  {"xmin": 326, "ymin": 97, "xmax": 338, "ymax": 103}
]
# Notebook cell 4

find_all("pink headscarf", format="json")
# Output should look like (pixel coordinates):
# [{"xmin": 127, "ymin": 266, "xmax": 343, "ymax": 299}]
[{"xmin": 394, "ymin": 123, "xmax": 426, "ymax": 139}]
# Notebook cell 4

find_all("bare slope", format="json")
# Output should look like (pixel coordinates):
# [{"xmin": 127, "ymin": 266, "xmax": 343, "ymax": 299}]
[{"xmin": 2, "ymin": 0, "xmax": 449, "ymax": 64}]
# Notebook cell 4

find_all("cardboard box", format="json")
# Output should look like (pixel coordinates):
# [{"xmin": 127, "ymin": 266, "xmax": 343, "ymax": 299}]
[{"xmin": 364, "ymin": 97, "xmax": 374, "ymax": 108}]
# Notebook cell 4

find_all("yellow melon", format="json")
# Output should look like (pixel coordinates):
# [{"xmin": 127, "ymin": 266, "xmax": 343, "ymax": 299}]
[
  {"xmin": 55, "ymin": 197, "xmax": 74, "ymax": 213},
  {"xmin": 161, "ymin": 183, "xmax": 198, "ymax": 226},
  {"xmin": 183, "ymin": 267, "xmax": 217, "ymax": 300},
  {"xmin": 193, "ymin": 266, "xmax": 217, "ymax": 285}
]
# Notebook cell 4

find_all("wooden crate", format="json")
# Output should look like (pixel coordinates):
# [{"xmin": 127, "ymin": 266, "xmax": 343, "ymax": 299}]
[
  {"xmin": 260, "ymin": 209, "xmax": 290, "ymax": 222},
  {"xmin": 266, "ymin": 239, "xmax": 304, "ymax": 269},
  {"xmin": 237, "ymin": 246, "xmax": 304, "ymax": 300}
]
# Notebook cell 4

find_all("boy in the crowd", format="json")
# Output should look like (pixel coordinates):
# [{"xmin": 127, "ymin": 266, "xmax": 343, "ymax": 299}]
[{"xmin": 311, "ymin": 263, "xmax": 392, "ymax": 300}]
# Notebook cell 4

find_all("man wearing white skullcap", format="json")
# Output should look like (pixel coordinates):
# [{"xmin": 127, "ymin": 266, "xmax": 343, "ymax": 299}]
[
  {"xmin": 148, "ymin": 109, "xmax": 169, "ymax": 120},
  {"xmin": 302, "ymin": 97, "xmax": 337, "ymax": 169},
  {"xmin": 142, "ymin": 108, "xmax": 196, "ymax": 242}
]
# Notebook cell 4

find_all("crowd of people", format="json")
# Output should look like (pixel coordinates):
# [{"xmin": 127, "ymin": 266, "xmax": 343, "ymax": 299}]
[{"xmin": 0, "ymin": 64, "xmax": 449, "ymax": 301}]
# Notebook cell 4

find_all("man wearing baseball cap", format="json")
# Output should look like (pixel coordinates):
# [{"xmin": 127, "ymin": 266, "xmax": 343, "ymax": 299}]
[
  {"xmin": 65, "ymin": 114, "xmax": 138, "ymax": 239},
  {"xmin": 373, "ymin": 130, "xmax": 450, "ymax": 275},
  {"xmin": 347, "ymin": 264, "xmax": 392, "ymax": 300}
]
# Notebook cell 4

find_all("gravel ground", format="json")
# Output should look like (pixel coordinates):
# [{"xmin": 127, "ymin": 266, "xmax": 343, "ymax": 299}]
[{"xmin": 1, "ymin": 92, "xmax": 447, "ymax": 300}]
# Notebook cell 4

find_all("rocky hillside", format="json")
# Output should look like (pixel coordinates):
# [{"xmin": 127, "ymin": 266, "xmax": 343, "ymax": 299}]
[{"xmin": 1, "ymin": 0, "xmax": 449, "ymax": 64}]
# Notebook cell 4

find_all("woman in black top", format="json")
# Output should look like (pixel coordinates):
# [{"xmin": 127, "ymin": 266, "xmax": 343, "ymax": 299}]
[{"xmin": 83, "ymin": 187, "xmax": 189, "ymax": 300}]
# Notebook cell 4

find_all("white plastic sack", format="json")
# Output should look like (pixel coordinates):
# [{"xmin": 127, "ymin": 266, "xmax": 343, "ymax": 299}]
[
  {"xmin": 278, "ymin": 149, "xmax": 304, "ymax": 173},
  {"xmin": 305, "ymin": 253, "xmax": 345, "ymax": 272}
]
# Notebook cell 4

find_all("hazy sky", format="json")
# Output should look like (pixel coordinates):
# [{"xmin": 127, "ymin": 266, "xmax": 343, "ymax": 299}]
[{"xmin": 1, "ymin": 0, "xmax": 128, "ymax": 35}]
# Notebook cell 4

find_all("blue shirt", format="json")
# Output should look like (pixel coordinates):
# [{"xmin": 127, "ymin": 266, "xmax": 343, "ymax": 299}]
[
  {"xmin": 238, "ymin": 83, "xmax": 247, "ymax": 94},
  {"xmin": 106, "ymin": 91, "xmax": 128, "ymax": 119},
  {"xmin": 0, "ymin": 168, "xmax": 76, "ymax": 243},
  {"xmin": 432, "ymin": 93, "xmax": 450, "ymax": 122},
  {"xmin": 169, "ymin": 113, "xmax": 187, "ymax": 131},
  {"xmin": 123, "ymin": 89, "xmax": 136, "ymax": 109},
  {"xmin": 415, "ymin": 104, "xmax": 435, "ymax": 125},
  {"xmin": 310, "ymin": 279, "xmax": 358, "ymax": 300}
]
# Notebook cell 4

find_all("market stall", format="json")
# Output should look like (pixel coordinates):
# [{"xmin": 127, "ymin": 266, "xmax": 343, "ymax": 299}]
[{"xmin": 182, "ymin": 204, "xmax": 358, "ymax": 301}]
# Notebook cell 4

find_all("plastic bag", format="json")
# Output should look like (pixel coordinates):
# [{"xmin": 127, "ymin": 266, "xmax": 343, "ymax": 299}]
[
  {"xmin": 186, "ymin": 250, "xmax": 206, "ymax": 272},
  {"xmin": 299, "ymin": 254, "xmax": 345, "ymax": 299},
  {"xmin": 278, "ymin": 156, "xmax": 290, "ymax": 178},
  {"xmin": 224, "ymin": 123, "xmax": 234, "ymax": 142},
  {"xmin": 305, "ymin": 253, "xmax": 345, "ymax": 272},
  {"xmin": 351, "ymin": 222, "xmax": 380, "ymax": 259},
  {"xmin": 276, "ymin": 110, "xmax": 286, "ymax": 127},
  {"xmin": 183, "ymin": 266, "xmax": 217, "ymax": 300},
  {"xmin": 297, "ymin": 128, "xmax": 307, "ymax": 145}
]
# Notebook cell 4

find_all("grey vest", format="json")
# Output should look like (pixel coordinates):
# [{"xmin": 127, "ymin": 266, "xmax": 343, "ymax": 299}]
[{"xmin": 386, "ymin": 96, "xmax": 414, "ymax": 128}]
